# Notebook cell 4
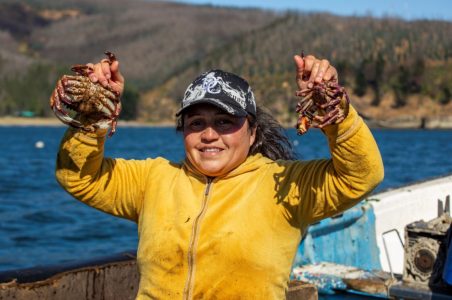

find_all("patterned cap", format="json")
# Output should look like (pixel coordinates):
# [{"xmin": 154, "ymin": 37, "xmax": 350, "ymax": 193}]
[{"xmin": 176, "ymin": 69, "xmax": 256, "ymax": 118}]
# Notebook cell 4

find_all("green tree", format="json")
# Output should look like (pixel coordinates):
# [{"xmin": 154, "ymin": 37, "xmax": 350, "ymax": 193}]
[
  {"xmin": 392, "ymin": 65, "xmax": 410, "ymax": 108},
  {"xmin": 409, "ymin": 57, "xmax": 425, "ymax": 94},
  {"xmin": 370, "ymin": 53, "xmax": 385, "ymax": 106},
  {"xmin": 1, "ymin": 63, "xmax": 63, "ymax": 117},
  {"xmin": 439, "ymin": 85, "xmax": 451, "ymax": 105},
  {"xmin": 121, "ymin": 85, "xmax": 140, "ymax": 120},
  {"xmin": 354, "ymin": 60, "xmax": 367, "ymax": 97}
]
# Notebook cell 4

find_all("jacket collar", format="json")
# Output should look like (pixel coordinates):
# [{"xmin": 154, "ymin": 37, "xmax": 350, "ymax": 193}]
[{"xmin": 182, "ymin": 153, "xmax": 273, "ymax": 181}]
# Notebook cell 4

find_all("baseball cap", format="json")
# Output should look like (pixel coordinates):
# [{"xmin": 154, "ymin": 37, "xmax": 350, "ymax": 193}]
[{"xmin": 176, "ymin": 69, "xmax": 256, "ymax": 118}]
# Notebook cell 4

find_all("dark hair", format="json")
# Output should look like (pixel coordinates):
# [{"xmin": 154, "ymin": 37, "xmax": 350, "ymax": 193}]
[
  {"xmin": 176, "ymin": 105, "xmax": 296, "ymax": 161},
  {"xmin": 248, "ymin": 106, "xmax": 296, "ymax": 160}
]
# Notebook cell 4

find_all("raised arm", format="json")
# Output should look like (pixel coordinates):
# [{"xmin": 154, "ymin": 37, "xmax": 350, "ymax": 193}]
[
  {"xmin": 53, "ymin": 54, "xmax": 149, "ymax": 222},
  {"xmin": 55, "ymin": 128, "xmax": 152, "ymax": 222},
  {"xmin": 291, "ymin": 54, "xmax": 384, "ymax": 225}
]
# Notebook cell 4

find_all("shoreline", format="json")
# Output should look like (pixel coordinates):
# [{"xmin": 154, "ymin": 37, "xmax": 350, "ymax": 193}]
[
  {"xmin": 0, "ymin": 117, "xmax": 174, "ymax": 127},
  {"xmin": 1, "ymin": 116, "xmax": 452, "ymax": 129}
]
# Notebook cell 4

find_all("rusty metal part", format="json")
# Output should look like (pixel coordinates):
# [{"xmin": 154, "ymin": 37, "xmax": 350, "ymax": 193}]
[{"xmin": 49, "ymin": 51, "xmax": 121, "ymax": 136}]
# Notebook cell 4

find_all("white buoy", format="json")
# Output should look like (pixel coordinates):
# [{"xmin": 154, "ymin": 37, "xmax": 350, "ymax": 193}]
[
  {"xmin": 293, "ymin": 140, "xmax": 299, "ymax": 146},
  {"xmin": 35, "ymin": 141, "xmax": 45, "ymax": 149}
]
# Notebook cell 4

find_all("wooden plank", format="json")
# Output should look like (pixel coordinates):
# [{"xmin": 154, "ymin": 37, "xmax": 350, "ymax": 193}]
[
  {"xmin": 0, "ymin": 260, "xmax": 139, "ymax": 300},
  {"xmin": 1, "ymin": 255, "xmax": 318, "ymax": 299},
  {"xmin": 286, "ymin": 280, "xmax": 318, "ymax": 300}
]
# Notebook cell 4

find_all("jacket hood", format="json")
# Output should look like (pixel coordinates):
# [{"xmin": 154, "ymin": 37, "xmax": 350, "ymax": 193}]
[{"xmin": 182, "ymin": 153, "xmax": 273, "ymax": 181}]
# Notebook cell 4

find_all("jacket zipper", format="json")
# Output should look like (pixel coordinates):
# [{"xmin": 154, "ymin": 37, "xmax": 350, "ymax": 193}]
[{"xmin": 183, "ymin": 177, "xmax": 213, "ymax": 300}]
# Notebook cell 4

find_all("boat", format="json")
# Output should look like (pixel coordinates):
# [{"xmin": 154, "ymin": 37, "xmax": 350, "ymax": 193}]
[
  {"xmin": 1, "ymin": 175, "xmax": 452, "ymax": 299},
  {"xmin": 292, "ymin": 174, "xmax": 452, "ymax": 299}
]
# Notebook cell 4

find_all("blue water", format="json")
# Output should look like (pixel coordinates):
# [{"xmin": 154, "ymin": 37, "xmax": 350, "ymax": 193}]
[{"xmin": 0, "ymin": 126, "xmax": 452, "ymax": 273}]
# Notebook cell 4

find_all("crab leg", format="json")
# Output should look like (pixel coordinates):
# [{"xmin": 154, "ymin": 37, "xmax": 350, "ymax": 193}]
[
  {"xmin": 295, "ymin": 79, "xmax": 350, "ymax": 134},
  {"xmin": 318, "ymin": 97, "xmax": 341, "ymax": 110},
  {"xmin": 49, "ymin": 51, "xmax": 121, "ymax": 136},
  {"xmin": 296, "ymin": 98, "xmax": 314, "ymax": 114},
  {"xmin": 51, "ymin": 87, "xmax": 84, "ymax": 128},
  {"xmin": 313, "ymin": 107, "xmax": 340, "ymax": 128}
]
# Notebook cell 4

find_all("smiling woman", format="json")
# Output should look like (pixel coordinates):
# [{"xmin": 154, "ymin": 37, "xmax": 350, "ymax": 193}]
[
  {"xmin": 182, "ymin": 105, "xmax": 255, "ymax": 177},
  {"xmin": 53, "ymin": 53, "xmax": 384, "ymax": 299}
]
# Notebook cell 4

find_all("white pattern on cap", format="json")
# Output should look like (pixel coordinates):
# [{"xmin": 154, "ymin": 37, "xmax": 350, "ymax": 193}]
[
  {"xmin": 202, "ymin": 75, "xmax": 221, "ymax": 94},
  {"xmin": 177, "ymin": 69, "xmax": 256, "ymax": 117}
]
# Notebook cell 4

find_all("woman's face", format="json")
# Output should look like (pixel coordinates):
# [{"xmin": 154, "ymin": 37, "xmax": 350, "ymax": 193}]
[{"xmin": 183, "ymin": 104, "xmax": 256, "ymax": 177}]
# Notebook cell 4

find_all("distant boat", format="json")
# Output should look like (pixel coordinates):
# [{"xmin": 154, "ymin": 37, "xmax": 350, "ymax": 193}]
[{"xmin": 16, "ymin": 111, "xmax": 36, "ymax": 118}]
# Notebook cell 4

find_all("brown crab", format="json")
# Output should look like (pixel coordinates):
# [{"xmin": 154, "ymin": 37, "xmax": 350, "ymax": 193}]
[
  {"xmin": 295, "ymin": 80, "xmax": 350, "ymax": 135},
  {"xmin": 50, "ymin": 51, "xmax": 121, "ymax": 136}
]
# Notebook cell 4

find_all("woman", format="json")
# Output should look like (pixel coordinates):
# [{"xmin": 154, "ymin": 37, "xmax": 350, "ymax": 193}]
[{"xmin": 55, "ymin": 54, "xmax": 384, "ymax": 299}]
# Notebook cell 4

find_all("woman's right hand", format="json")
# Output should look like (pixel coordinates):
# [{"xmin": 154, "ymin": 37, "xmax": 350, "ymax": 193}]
[
  {"xmin": 293, "ymin": 53, "xmax": 338, "ymax": 92},
  {"xmin": 86, "ymin": 55, "xmax": 125, "ymax": 95}
]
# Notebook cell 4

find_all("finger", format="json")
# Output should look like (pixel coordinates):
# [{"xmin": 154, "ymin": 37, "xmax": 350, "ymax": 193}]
[
  {"xmin": 308, "ymin": 61, "xmax": 320, "ymax": 87},
  {"xmin": 293, "ymin": 55, "xmax": 306, "ymax": 90},
  {"xmin": 293, "ymin": 54, "xmax": 305, "ymax": 79},
  {"xmin": 302, "ymin": 55, "xmax": 316, "ymax": 88},
  {"xmin": 101, "ymin": 59, "xmax": 111, "ymax": 80},
  {"xmin": 303, "ymin": 55, "xmax": 316, "ymax": 73},
  {"xmin": 94, "ymin": 63, "xmax": 109, "ymax": 88},
  {"xmin": 86, "ymin": 63, "xmax": 97, "ymax": 82},
  {"xmin": 324, "ymin": 66, "xmax": 338, "ymax": 82},
  {"xmin": 109, "ymin": 60, "xmax": 125, "ymax": 94},
  {"xmin": 110, "ymin": 61, "xmax": 123, "ymax": 81},
  {"xmin": 314, "ymin": 59, "xmax": 330, "ymax": 84}
]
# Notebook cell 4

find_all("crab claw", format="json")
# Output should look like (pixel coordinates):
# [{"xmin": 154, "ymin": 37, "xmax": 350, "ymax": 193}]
[
  {"xmin": 52, "ymin": 107, "xmax": 84, "ymax": 129},
  {"xmin": 50, "ymin": 87, "xmax": 83, "ymax": 129},
  {"xmin": 104, "ymin": 51, "xmax": 117, "ymax": 63},
  {"xmin": 70, "ymin": 65, "xmax": 94, "ymax": 77},
  {"xmin": 296, "ymin": 116, "xmax": 311, "ymax": 135}
]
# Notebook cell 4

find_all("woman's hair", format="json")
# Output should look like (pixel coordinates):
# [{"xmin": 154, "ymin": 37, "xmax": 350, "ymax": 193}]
[
  {"xmin": 176, "ymin": 105, "xmax": 296, "ymax": 161},
  {"xmin": 248, "ymin": 106, "xmax": 296, "ymax": 161}
]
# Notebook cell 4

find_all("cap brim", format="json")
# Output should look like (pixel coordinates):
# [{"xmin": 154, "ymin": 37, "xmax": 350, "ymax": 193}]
[{"xmin": 175, "ymin": 98, "xmax": 247, "ymax": 117}]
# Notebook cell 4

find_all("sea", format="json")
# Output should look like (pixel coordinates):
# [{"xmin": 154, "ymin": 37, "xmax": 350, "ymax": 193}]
[{"xmin": 0, "ymin": 125, "xmax": 451, "ymax": 278}]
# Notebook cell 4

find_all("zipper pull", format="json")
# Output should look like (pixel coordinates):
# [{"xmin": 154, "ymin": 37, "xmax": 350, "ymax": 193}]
[{"xmin": 205, "ymin": 177, "xmax": 213, "ymax": 196}]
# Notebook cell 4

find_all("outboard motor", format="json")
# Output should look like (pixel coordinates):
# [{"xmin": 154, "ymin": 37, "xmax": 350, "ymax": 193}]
[
  {"xmin": 442, "ymin": 220, "xmax": 452, "ymax": 285},
  {"xmin": 403, "ymin": 196, "xmax": 452, "ymax": 292}
]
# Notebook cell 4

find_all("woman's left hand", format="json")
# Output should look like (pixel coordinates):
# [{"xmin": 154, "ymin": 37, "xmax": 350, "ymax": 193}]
[
  {"xmin": 86, "ymin": 56, "xmax": 125, "ymax": 96},
  {"xmin": 293, "ymin": 54, "xmax": 338, "ymax": 91},
  {"xmin": 293, "ymin": 53, "xmax": 350, "ymax": 133}
]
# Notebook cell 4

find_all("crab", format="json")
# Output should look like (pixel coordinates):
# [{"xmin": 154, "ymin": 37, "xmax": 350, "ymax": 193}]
[
  {"xmin": 295, "ymin": 80, "xmax": 350, "ymax": 135},
  {"xmin": 50, "ymin": 51, "xmax": 121, "ymax": 136}
]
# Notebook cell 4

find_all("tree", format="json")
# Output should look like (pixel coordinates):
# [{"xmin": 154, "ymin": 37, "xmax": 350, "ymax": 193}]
[
  {"xmin": 121, "ymin": 85, "xmax": 140, "ymax": 120},
  {"xmin": 354, "ymin": 60, "xmax": 367, "ymax": 97},
  {"xmin": 439, "ymin": 85, "xmax": 451, "ymax": 105},
  {"xmin": 392, "ymin": 65, "xmax": 410, "ymax": 108},
  {"xmin": 370, "ymin": 53, "xmax": 385, "ymax": 106}
]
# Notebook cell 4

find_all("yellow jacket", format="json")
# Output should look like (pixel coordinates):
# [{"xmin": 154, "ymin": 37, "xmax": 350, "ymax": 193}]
[{"xmin": 56, "ymin": 106, "xmax": 383, "ymax": 299}]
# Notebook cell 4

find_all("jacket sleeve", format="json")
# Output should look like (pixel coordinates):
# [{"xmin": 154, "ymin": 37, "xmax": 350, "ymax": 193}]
[
  {"xmin": 55, "ymin": 128, "xmax": 153, "ymax": 222},
  {"xmin": 291, "ymin": 105, "xmax": 384, "ymax": 226}
]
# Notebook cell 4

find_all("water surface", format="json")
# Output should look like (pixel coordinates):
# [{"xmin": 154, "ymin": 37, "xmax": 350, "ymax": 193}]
[{"xmin": 0, "ymin": 126, "xmax": 451, "ymax": 271}]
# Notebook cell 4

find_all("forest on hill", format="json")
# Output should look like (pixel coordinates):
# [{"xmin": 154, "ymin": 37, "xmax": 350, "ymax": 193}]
[{"xmin": 0, "ymin": 0, "xmax": 451, "ymax": 126}]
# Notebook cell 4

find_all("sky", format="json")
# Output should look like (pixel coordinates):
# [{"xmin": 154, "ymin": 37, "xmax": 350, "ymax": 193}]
[{"xmin": 170, "ymin": 0, "xmax": 452, "ymax": 21}]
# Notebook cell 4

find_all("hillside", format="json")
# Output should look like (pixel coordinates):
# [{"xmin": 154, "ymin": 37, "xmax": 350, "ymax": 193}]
[
  {"xmin": 0, "ymin": 0, "xmax": 451, "ymax": 127},
  {"xmin": 141, "ymin": 12, "xmax": 452, "ymax": 126},
  {"xmin": 0, "ymin": 0, "xmax": 277, "ymax": 117}
]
